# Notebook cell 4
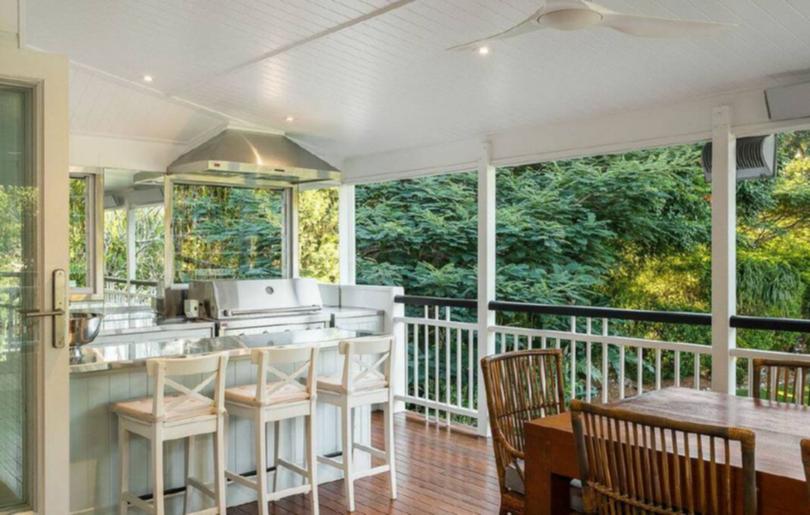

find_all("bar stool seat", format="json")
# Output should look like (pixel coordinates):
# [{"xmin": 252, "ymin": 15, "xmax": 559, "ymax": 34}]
[
  {"xmin": 115, "ymin": 353, "xmax": 229, "ymax": 515},
  {"xmin": 316, "ymin": 374, "xmax": 386, "ymax": 394},
  {"xmin": 114, "ymin": 395, "xmax": 216, "ymax": 424},
  {"xmin": 225, "ymin": 382, "xmax": 309, "ymax": 406}
]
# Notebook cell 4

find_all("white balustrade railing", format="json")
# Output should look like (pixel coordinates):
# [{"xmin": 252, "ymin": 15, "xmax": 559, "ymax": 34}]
[
  {"xmin": 396, "ymin": 308, "xmax": 713, "ymax": 430},
  {"xmin": 395, "ymin": 299, "xmax": 810, "ymax": 431}
]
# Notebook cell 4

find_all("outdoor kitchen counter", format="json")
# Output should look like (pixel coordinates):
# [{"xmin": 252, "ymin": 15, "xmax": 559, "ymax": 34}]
[
  {"xmin": 69, "ymin": 327, "xmax": 382, "ymax": 514},
  {"xmin": 69, "ymin": 328, "xmax": 378, "ymax": 373}
]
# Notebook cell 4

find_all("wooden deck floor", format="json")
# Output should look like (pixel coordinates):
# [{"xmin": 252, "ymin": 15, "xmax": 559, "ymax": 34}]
[{"xmin": 228, "ymin": 412, "xmax": 501, "ymax": 515}]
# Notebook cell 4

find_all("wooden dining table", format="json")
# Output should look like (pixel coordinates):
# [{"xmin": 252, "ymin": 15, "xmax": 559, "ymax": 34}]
[{"xmin": 524, "ymin": 387, "xmax": 810, "ymax": 515}]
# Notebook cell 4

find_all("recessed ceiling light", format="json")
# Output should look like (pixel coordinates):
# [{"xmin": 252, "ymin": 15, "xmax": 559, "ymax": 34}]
[
  {"xmin": 477, "ymin": 46, "xmax": 490, "ymax": 56},
  {"xmin": 142, "ymin": 75, "xmax": 153, "ymax": 83},
  {"xmin": 286, "ymin": 115, "xmax": 295, "ymax": 123}
]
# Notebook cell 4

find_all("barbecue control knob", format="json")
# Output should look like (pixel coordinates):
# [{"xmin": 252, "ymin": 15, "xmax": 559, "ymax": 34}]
[{"xmin": 265, "ymin": 286, "xmax": 274, "ymax": 295}]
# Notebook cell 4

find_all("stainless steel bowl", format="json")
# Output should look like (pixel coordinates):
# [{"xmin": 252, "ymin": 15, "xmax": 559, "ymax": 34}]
[{"xmin": 69, "ymin": 312, "xmax": 103, "ymax": 346}]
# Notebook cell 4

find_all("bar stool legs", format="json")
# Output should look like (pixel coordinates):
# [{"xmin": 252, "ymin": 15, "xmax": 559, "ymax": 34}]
[
  {"xmin": 118, "ymin": 424, "xmax": 130, "ymax": 515},
  {"xmin": 384, "ymin": 397, "xmax": 397, "ymax": 500},
  {"xmin": 316, "ymin": 337, "xmax": 398, "ymax": 512},
  {"xmin": 341, "ymin": 405, "xmax": 355, "ymax": 512}
]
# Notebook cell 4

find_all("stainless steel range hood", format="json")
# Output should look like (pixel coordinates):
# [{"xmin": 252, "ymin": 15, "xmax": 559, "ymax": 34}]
[{"xmin": 167, "ymin": 129, "xmax": 340, "ymax": 187}]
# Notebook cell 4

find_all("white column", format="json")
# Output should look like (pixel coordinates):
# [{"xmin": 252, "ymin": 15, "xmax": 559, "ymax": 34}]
[
  {"xmin": 710, "ymin": 105, "xmax": 737, "ymax": 394},
  {"xmin": 338, "ymin": 184, "xmax": 356, "ymax": 285},
  {"xmin": 288, "ymin": 187, "xmax": 300, "ymax": 278},
  {"xmin": 477, "ymin": 142, "xmax": 496, "ymax": 436}
]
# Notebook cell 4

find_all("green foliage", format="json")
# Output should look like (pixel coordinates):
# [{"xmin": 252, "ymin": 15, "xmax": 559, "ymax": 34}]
[
  {"xmin": 299, "ymin": 188, "xmax": 339, "ymax": 283},
  {"xmin": 356, "ymin": 131, "xmax": 810, "ymax": 356}
]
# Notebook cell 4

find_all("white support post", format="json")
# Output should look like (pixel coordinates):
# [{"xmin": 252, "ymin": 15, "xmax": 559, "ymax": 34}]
[
  {"xmin": 288, "ymin": 187, "xmax": 300, "ymax": 278},
  {"xmin": 339, "ymin": 184, "xmax": 356, "ymax": 285},
  {"xmin": 477, "ymin": 142, "xmax": 496, "ymax": 436},
  {"xmin": 710, "ymin": 105, "xmax": 737, "ymax": 394}
]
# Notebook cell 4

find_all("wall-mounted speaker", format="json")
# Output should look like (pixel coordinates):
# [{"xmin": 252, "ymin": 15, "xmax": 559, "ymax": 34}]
[
  {"xmin": 701, "ymin": 134, "xmax": 777, "ymax": 182},
  {"xmin": 765, "ymin": 80, "xmax": 810, "ymax": 121}
]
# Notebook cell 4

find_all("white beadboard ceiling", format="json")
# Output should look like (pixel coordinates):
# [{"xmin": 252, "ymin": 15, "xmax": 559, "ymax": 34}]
[{"xmin": 25, "ymin": 0, "xmax": 810, "ymax": 170}]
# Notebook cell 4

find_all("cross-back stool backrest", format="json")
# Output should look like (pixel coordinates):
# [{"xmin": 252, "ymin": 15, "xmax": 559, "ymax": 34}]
[
  {"xmin": 338, "ymin": 336, "xmax": 394, "ymax": 393},
  {"xmin": 146, "ymin": 352, "xmax": 229, "ymax": 420},
  {"xmin": 251, "ymin": 344, "xmax": 319, "ymax": 404},
  {"xmin": 571, "ymin": 399, "xmax": 757, "ymax": 515},
  {"xmin": 752, "ymin": 358, "xmax": 810, "ymax": 405}
]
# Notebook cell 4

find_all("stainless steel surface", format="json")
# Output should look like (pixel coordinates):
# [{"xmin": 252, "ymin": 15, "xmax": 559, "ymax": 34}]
[
  {"xmin": 166, "ymin": 129, "xmax": 341, "ymax": 186},
  {"xmin": 188, "ymin": 278, "xmax": 323, "ymax": 320},
  {"xmin": 68, "ymin": 313, "xmax": 103, "ymax": 346},
  {"xmin": 69, "ymin": 328, "xmax": 378, "ymax": 373}
]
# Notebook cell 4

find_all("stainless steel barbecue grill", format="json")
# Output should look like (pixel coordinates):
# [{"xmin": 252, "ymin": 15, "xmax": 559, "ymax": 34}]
[{"xmin": 188, "ymin": 278, "xmax": 332, "ymax": 336}]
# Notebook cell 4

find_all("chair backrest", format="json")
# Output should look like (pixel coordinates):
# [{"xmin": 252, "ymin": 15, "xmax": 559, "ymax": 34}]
[
  {"xmin": 337, "ymin": 336, "xmax": 394, "ymax": 392},
  {"xmin": 751, "ymin": 358, "xmax": 810, "ymax": 404},
  {"xmin": 251, "ymin": 344, "xmax": 319, "ymax": 404},
  {"xmin": 571, "ymin": 399, "xmax": 757, "ymax": 515},
  {"xmin": 146, "ymin": 352, "xmax": 229, "ymax": 420},
  {"xmin": 802, "ymin": 438, "xmax": 810, "ymax": 504},
  {"xmin": 480, "ymin": 349, "xmax": 565, "ymax": 498}
]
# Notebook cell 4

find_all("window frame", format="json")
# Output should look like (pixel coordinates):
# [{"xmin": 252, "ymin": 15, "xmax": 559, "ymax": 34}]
[
  {"xmin": 163, "ymin": 175, "xmax": 297, "ymax": 286},
  {"xmin": 68, "ymin": 168, "xmax": 104, "ymax": 300}
]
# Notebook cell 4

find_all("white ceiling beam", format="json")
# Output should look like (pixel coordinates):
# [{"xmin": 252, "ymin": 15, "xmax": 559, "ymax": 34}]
[{"xmin": 340, "ymin": 85, "xmax": 810, "ymax": 184}]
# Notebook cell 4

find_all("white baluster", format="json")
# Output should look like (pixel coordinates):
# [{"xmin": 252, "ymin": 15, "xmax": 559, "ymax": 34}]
[
  {"xmin": 601, "ymin": 318, "xmax": 609, "ymax": 403},
  {"xmin": 586, "ymin": 318, "xmax": 592, "ymax": 402}
]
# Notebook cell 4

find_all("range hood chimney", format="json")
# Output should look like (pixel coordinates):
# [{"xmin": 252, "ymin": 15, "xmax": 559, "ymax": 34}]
[{"xmin": 167, "ymin": 129, "xmax": 340, "ymax": 187}]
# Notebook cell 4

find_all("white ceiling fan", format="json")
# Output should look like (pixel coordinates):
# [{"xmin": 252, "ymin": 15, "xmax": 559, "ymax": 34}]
[{"xmin": 449, "ymin": 0, "xmax": 734, "ymax": 51}]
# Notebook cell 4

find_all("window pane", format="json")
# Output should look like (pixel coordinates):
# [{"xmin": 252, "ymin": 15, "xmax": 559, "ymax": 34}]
[
  {"xmin": 172, "ymin": 184, "xmax": 284, "ymax": 282},
  {"xmin": 299, "ymin": 187, "xmax": 338, "ymax": 283},
  {"xmin": 0, "ymin": 84, "xmax": 35, "ymax": 509},
  {"xmin": 104, "ymin": 208, "xmax": 127, "ymax": 281},
  {"xmin": 134, "ymin": 205, "xmax": 163, "ymax": 282},
  {"xmin": 69, "ymin": 176, "xmax": 89, "ymax": 288}
]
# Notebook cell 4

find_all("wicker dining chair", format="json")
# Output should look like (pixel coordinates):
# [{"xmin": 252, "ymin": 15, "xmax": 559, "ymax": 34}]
[
  {"xmin": 571, "ymin": 399, "xmax": 757, "ymax": 515},
  {"xmin": 802, "ymin": 439, "xmax": 810, "ymax": 504},
  {"xmin": 481, "ymin": 349, "xmax": 566, "ymax": 515},
  {"xmin": 751, "ymin": 358, "xmax": 810, "ymax": 404}
]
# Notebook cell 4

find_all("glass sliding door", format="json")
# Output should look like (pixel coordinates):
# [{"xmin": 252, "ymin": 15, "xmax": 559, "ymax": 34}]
[{"xmin": 0, "ymin": 85, "xmax": 35, "ymax": 510}]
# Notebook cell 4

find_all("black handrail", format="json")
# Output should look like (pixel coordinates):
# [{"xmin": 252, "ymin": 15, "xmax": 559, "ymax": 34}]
[
  {"xmin": 730, "ymin": 315, "xmax": 810, "ymax": 333},
  {"xmin": 490, "ymin": 300, "xmax": 712, "ymax": 326},
  {"xmin": 394, "ymin": 295, "xmax": 477, "ymax": 309},
  {"xmin": 394, "ymin": 295, "xmax": 810, "ymax": 332}
]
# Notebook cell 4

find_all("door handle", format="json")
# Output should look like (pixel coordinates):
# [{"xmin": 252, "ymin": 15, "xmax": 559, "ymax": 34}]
[
  {"xmin": 20, "ymin": 309, "xmax": 66, "ymax": 318},
  {"xmin": 19, "ymin": 269, "xmax": 67, "ymax": 348}
]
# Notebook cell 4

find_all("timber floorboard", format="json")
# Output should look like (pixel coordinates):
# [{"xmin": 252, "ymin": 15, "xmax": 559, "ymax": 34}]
[{"xmin": 228, "ymin": 412, "xmax": 501, "ymax": 515}]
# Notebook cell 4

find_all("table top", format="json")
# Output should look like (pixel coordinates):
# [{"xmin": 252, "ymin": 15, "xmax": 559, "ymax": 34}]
[{"xmin": 528, "ymin": 387, "xmax": 810, "ymax": 481}]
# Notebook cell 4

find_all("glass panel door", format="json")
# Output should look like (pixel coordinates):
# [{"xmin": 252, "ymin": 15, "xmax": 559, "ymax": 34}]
[{"xmin": 0, "ymin": 85, "xmax": 35, "ymax": 509}]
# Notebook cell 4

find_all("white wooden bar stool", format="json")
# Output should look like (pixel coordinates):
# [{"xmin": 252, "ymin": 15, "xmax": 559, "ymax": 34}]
[
  {"xmin": 317, "ymin": 336, "xmax": 397, "ymax": 512},
  {"xmin": 223, "ymin": 345, "xmax": 320, "ymax": 515},
  {"xmin": 113, "ymin": 352, "xmax": 229, "ymax": 515}
]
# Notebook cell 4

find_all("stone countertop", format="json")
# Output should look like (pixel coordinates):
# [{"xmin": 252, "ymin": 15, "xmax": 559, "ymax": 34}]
[{"xmin": 69, "ymin": 327, "xmax": 382, "ymax": 374}]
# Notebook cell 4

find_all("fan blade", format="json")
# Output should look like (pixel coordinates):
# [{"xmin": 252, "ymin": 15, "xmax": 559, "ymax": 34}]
[
  {"xmin": 447, "ymin": 13, "xmax": 541, "ymax": 51},
  {"xmin": 602, "ymin": 13, "xmax": 735, "ymax": 38}
]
